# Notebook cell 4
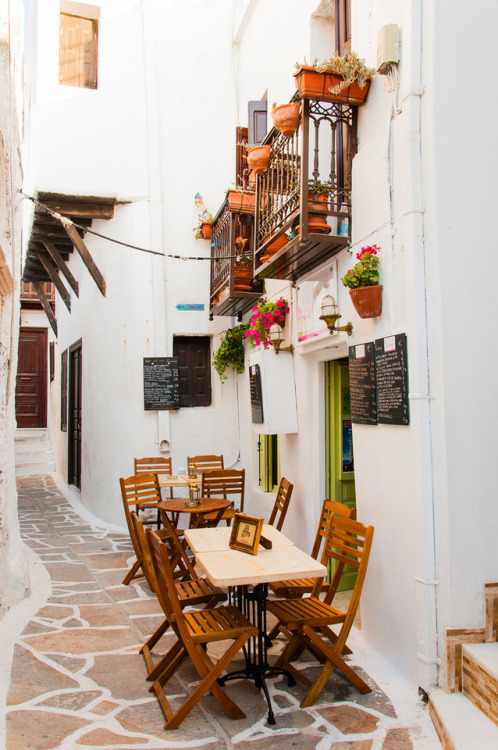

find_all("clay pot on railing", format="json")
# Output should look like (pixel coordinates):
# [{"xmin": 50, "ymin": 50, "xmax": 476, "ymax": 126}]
[
  {"xmin": 261, "ymin": 234, "xmax": 289, "ymax": 264},
  {"xmin": 271, "ymin": 102, "xmax": 301, "ymax": 137},
  {"xmin": 233, "ymin": 264, "xmax": 253, "ymax": 291},
  {"xmin": 247, "ymin": 145, "xmax": 271, "ymax": 175},
  {"xmin": 297, "ymin": 193, "xmax": 331, "ymax": 235}
]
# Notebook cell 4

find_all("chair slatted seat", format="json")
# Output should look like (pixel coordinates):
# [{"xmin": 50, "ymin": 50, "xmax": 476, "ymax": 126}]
[
  {"xmin": 267, "ymin": 515, "xmax": 374, "ymax": 707},
  {"xmin": 145, "ymin": 527, "xmax": 258, "ymax": 730},
  {"xmin": 131, "ymin": 511, "xmax": 226, "ymax": 682},
  {"xmin": 201, "ymin": 468, "xmax": 245, "ymax": 525},
  {"xmin": 268, "ymin": 477, "xmax": 294, "ymax": 531}
]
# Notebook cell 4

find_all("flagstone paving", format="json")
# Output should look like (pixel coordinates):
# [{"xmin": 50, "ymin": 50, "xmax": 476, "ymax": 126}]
[{"xmin": 5, "ymin": 475, "xmax": 440, "ymax": 749}]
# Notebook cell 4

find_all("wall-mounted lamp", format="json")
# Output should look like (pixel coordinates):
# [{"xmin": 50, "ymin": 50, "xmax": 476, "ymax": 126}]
[
  {"xmin": 269, "ymin": 323, "xmax": 294, "ymax": 354},
  {"xmin": 319, "ymin": 295, "xmax": 353, "ymax": 335}
]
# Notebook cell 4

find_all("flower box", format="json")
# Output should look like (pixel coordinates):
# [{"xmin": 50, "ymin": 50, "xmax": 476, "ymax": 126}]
[
  {"xmin": 294, "ymin": 65, "xmax": 371, "ymax": 106},
  {"xmin": 227, "ymin": 190, "xmax": 256, "ymax": 215}
]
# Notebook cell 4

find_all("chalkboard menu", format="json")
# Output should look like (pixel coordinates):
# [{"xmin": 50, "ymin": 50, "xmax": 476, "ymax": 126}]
[
  {"xmin": 348, "ymin": 343, "xmax": 377, "ymax": 425},
  {"xmin": 249, "ymin": 364, "xmax": 264, "ymax": 424},
  {"xmin": 143, "ymin": 357, "xmax": 179, "ymax": 411},
  {"xmin": 375, "ymin": 334, "xmax": 409, "ymax": 425}
]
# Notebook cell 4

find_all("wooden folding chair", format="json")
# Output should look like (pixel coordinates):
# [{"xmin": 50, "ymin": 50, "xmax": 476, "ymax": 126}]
[
  {"xmin": 267, "ymin": 515, "xmax": 374, "ymax": 706},
  {"xmin": 187, "ymin": 454, "xmax": 224, "ymax": 474},
  {"xmin": 130, "ymin": 512, "xmax": 226, "ymax": 682},
  {"xmin": 120, "ymin": 473, "xmax": 164, "ymax": 584},
  {"xmin": 135, "ymin": 456, "xmax": 174, "ymax": 526},
  {"xmin": 146, "ymin": 527, "xmax": 258, "ymax": 730},
  {"xmin": 201, "ymin": 468, "xmax": 245, "ymax": 525},
  {"xmin": 268, "ymin": 477, "xmax": 294, "ymax": 531},
  {"xmin": 269, "ymin": 498, "xmax": 356, "ymax": 599}
]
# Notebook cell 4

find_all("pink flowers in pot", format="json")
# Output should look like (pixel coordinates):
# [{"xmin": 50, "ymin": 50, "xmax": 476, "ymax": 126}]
[{"xmin": 245, "ymin": 297, "xmax": 290, "ymax": 349}]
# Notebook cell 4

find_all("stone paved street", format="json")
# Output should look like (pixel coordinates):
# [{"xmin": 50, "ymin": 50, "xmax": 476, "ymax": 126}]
[{"xmin": 3, "ymin": 475, "xmax": 441, "ymax": 748}]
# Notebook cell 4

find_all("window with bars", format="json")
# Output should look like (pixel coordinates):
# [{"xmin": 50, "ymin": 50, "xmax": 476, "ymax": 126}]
[{"xmin": 59, "ymin": 12, "xmax": 98, "ymax": 89}]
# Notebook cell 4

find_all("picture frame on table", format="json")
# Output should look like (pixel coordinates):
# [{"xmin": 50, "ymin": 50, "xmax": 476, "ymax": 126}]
[{"xmin": 229, "ymin": 512, "xmax": 264, "ymax": 555}]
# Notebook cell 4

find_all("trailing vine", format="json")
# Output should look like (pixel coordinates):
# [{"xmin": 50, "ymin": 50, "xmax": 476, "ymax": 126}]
[{"xmin": 212, "ymin": 324, "xmax": 249, "ymax": 382}]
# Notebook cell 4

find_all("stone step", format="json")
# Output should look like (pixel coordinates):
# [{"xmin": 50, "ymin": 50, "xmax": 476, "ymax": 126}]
[
  {"xmin": 462, "ymin": 642, "xmax": 498, "ymax": 727},
  {"xmin": 430, "ymin": 692, "xmax": 498, "ymax": 750},
  {"xmin": 15, "ymin": 428, "xmax": 48, "ymax": 441},
  {"xmin": 16, "ymin": 461, "xmax": 55, "ymax": 477},
  {"xmin": 16, "ymin": 451, "xmax": 54, "ymax": 465},
  {"xmin": 15, "ymin": 440, "xmax": 52, "ymax": 453}
]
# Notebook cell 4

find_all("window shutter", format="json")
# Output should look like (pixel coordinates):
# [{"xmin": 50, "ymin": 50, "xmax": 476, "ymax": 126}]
[
  {"xmin": 173, "ymin": 337, "xmax": 211, "ymax": 408},
  {"xmin": 248, "ymin": 101, "xmax": 267, "ymax": 145},
  {"xmin": 335, "ymin": 0, "xmax": 351, "ymax": 54},
  {"xmin": 59, "ymin": 13, "xmax": 98, "ymax": 89}
]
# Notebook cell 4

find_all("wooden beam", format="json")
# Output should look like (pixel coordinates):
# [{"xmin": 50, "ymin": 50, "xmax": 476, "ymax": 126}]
[
  {"xmin": 63, "ymin": 222, "xmax": 106, "ymax": 297},
  {"xmin": 43, "ymin": 241, "xmax": 79, "ymax": 297},
  {"xmin": 34, "ymin": 250, "xmax": 71, "ymax": 311},
  {"xmin": 36, "ymin": 201, "xmax": 115, "ymax": 220},
  {"xmin": 33, "ymin": 282, "xmax": 57, "ymax": 335}
]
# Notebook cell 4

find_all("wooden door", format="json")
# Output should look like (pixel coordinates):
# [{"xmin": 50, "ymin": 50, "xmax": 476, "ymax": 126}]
[
  {"xmin": 16, "ymin": 328, "xmax": 48, "ymax": 428},
  {"xmin": 325, "ymin": 359, "xmax": 356, "ymax": 590},
  {"xmin": 68, "ymin": 341, "xmax": 82, "ymax": 488}
]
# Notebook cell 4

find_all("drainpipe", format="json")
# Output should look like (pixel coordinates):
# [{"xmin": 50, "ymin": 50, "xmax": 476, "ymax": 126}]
[
  {"xmin": 140, "ymin": 1, "xmax": 170, "ymax": 452},
  {"xmin": 402, "ymin": 0, "xmax": 440, "ymax": 690}
]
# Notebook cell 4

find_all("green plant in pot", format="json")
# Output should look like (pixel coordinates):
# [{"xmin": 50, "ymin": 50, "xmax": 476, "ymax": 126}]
[
  {"xmin": 213, "ymin": 323, "xmax": 249, "ymax": 382},
  {"xmin": 314, "ymin": 51, "xmax": 376, "ymax": 95},
  {"xmin": 342, "ymin": 245, "xmax": 382, "ymax": 319}
]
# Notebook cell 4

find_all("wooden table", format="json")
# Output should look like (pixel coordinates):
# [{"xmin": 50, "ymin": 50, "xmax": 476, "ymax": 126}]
[
  {"xmin": 157, "ymin": 497, "xmax": 231, "ymax": 529},
  {"xmin": 157, "ymin": 474, "xmax": 201, "ymax": 490},
  {"xmin": 184, "ymin": 526, "xmax": 326, "ymax": 724}
]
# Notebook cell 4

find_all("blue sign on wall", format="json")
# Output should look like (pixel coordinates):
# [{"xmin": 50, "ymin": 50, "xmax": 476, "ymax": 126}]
[{"xmin": 176, "ymin": 304, "xmax": 205, "ymax": 311}]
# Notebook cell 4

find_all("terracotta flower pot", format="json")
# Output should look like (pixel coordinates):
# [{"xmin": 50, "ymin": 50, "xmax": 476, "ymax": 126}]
[
  {"xmin": 201, "ymin": 222, "xmax": 212, "ymax": 239},
  {"xmin": 261, "ymin": 234, "xmax": 288, "ymax": 264},
  {"xmin": 297, "ymin": 195, "xmax": 331, "ymax": 234},
  {"xmin": 247, "ymin": 145, "xmax": 271, "ymax": 175},
  {"xmin": 271, "ymin": 101, "xmax": 301, "ymax": 137},
  {"xmin": 234, "ymin": 265, "xmax": 253, "ymax": 291},
  {"xmin": 349, "ymin": 284, "xmax": 382, "ymax": 318},
  {"xmin": 294, "ymin": 65, "xmax": 371, "ymax": 106},
  {"xmin": 227, "ymin": 189, "xmax": 256, "ymax": 215}
]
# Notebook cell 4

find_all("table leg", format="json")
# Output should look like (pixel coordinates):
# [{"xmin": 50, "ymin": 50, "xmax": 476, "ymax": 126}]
[{"xmin": 218, "ymin": 583, "xmax": 296, "ymax": 725}]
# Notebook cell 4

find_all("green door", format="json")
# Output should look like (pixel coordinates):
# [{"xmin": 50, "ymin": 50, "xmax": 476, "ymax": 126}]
[{"xmin": 325, "ymin": 359, "xmax": 357, "ymax": 590}]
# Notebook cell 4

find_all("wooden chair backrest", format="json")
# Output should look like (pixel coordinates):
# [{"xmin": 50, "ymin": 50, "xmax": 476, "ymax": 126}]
[
  {"xmin": 268, "ymin": 477, "xmax": 294, "ymax": 531},
  {"xmin": 146, "ymin": 527, "xmax": 190, "ymax": 643},
  {"xmin": 119, "ymin": 473, "xmax": 161, "ymax": 556},
  {"xmin": 134, "ymin": 456, "xmax": 172, "ymax": 475},
  {"xmin": 187, "ymin": 455, "xmax": 224, "ymax": 473},
  {"xmin": 201, "ymin": 469, "xmax": 245, "ymax": 512},
  {"xmin": 310, "ymin": 498, "xmax": 356, "ymax": 560},
  {"xmin": 318, "ymin": 515, "xmax": 374, "ymax": 649}
]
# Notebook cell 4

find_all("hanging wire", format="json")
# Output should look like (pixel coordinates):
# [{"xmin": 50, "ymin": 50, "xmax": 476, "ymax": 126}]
[{"xmin": 18, "ymin": 190, "xmax": 246, "ymax": 262}]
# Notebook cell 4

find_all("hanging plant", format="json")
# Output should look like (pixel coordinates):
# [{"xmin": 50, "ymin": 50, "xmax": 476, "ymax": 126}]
[
  {"xmin": 245, "ymin": 297, "xmax": 290, "ymax": 349},
  {"xmin": 212, "ymin": 324, "xmax": 249, "ymax": 382}
]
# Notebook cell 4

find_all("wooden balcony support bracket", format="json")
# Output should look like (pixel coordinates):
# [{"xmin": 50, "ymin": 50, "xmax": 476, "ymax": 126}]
[
  {"xmin": 34, "ymin": 249, "xmax": 71, "ymax": 311},
  {"xmin": 63, "ymin": 220, "xmax": 106, "ymax": 297},
  {"xmin": 33, "ymin": 281, "xmax": 57, "ymax": 336},
  {"xmin": 42, "ymin": 241, "xmax": 79, "ymax": 297}
]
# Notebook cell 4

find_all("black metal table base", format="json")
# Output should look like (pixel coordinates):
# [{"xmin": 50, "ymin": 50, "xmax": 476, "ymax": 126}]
[{"xmin": 218, "ymin": 583, "xmax": 296, "ymax": 725}]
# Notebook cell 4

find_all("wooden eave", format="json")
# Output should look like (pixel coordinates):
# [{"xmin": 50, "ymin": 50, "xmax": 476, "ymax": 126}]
[{"xmin": 22, "ymin": 192, "xmax": 118, "ymax": 286}]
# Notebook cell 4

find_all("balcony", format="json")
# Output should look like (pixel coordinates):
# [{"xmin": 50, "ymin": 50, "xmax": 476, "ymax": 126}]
[
  {"xmin": 254, "ymin": 96, "xmax": 357, "ymax": 281},
  {"xmin": 209, "ymin": 190, "xmax": 263, "ymax": 319}
]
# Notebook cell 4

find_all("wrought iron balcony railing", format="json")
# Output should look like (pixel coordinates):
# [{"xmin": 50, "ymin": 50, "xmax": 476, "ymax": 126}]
[
  {"xmin": 254, "ymin": 96, "xmax": 357, "ymax": 281},
  {"xmin": 209, "ymin": 190, "xmax": 263, "ymax": 319}
]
